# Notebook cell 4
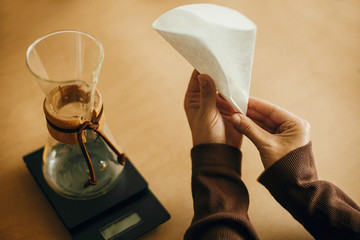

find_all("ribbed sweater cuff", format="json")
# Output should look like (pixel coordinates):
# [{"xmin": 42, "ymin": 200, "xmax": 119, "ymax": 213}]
[
  {"xmin": 258, "ymin": 142, "xmax": 315, "ymax": 187},
  {"xmin": 191, "ymin": 144, "xmax": 242, "ymax": 173}
]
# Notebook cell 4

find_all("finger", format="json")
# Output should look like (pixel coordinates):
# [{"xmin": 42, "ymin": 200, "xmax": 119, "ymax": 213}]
[
  {"xmin": 186, "ymin": 69, "xmax": 200, "ymax": 93},
  {"xmin": 184, "ymin": 70, "xmax": 201, "ymax": 111},
  {"xmin": 247, "ymin": 108, "xmax": 278, "ymax": 132},
  {"xmin": 251, "ymin": 118, "xmax": 277, "ymax": 134},
  {"xmin": 231, "ymin": 113, "xmax": 271, "ymax": 147},
  {"xmin": 198, "ymin": 74, "xmax": 217, "ymax": 111},
  {"xmin": 216, "ymin": 94, "xmax": 236, "ymax": 116},
  {"xmin": 248, "ymin": 97, "xmax": 300, "ymax": 125}
]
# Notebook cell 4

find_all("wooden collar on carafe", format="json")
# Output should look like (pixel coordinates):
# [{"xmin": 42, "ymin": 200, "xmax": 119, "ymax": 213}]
[{"xmin": 43, "ymin": 86, "xmax": 126, "ymax": 188}]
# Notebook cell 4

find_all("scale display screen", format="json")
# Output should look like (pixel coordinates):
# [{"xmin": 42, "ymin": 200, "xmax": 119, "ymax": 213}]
[{"xmin": 100, "ymin": 212, "xmax": 142, "ymax": 240}]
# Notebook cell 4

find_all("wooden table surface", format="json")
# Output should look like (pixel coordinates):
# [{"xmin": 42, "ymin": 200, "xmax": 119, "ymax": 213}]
[{"xmin": 1, "ymin": 0, "xmax": 360, "ymax": 239}]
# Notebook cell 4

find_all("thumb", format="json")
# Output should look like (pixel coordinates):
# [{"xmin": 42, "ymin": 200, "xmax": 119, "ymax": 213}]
[
  {"xmin": 231, "ymin": 113, "xmax": 270, "ymax": 148},
  {"xmin": 198, "ymin": 74, "xmax": 217, "ymax": 111}
]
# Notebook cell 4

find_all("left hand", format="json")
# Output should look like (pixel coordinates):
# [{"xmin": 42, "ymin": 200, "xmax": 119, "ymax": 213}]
[{"xmin": 184, "ymin": 70, "xmax": 243, "ymax": 148}]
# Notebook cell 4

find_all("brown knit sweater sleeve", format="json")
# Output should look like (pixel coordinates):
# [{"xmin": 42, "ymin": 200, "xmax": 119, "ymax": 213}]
[
  {"xmin": 258, "ymin": 142, "xmax": 360, "ymax": 239},
  {"xmin": 184, "ymin": 144, "xmax": 259, "ymax": 240}
]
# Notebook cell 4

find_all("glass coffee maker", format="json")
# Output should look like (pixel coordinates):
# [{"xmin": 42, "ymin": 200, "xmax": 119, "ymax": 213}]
[{"xmin": 26, "ymin": 31, "xmax": 125, "ymax": 200}]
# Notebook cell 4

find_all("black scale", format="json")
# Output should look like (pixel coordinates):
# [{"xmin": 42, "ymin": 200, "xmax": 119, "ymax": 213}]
[{"xmin": 23, "ymin": 148, "xmax": 170, "ymax": 240}]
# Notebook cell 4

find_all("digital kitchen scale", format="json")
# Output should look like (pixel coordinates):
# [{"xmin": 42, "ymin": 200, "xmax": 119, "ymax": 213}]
[{"xmin": 23, "ymin": 148, "xmax": 170, "ymax": 240}]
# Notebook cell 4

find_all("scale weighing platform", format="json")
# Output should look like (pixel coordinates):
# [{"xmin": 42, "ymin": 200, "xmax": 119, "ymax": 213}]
[{"xmin": 23, "ymin": 148, "xmax": 170, "ymax": 240}]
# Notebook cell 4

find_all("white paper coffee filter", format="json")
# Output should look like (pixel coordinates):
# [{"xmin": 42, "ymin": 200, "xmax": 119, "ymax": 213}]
[{"xmin": 152, "ymin": 4, "xmax": 256, "ymax": 114}]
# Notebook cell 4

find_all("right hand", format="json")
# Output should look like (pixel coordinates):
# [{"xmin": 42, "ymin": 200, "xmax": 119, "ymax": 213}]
[{"xmin": 230, "ymin": 97, "xmax": 311, "ymax": 169}]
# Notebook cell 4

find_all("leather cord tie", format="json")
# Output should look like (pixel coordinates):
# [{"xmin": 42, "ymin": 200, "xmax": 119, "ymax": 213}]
[{"xmin": 46, "ymin": 105, "xmax": 126, "ymax": 188}]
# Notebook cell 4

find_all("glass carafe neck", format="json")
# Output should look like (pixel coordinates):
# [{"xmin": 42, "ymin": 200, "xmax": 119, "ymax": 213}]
[
  {"xmin": 46, "ymin": 81, "xmax": 96, "ymax": 122},
  {"xmin": 26, "ymin": 30, "xmax": 104, "ymax": 122}
]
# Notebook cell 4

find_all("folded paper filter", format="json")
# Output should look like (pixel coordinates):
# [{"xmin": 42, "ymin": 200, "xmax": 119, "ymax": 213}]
[{"xmin": 152, "ymin": 4, "xmax": 256, "ymax": 114}]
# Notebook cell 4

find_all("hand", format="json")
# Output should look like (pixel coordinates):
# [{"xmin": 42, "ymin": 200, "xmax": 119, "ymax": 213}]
[
  {"xmin": 184, "ymin": 70, "xmax": 243, "ymax": 148},
  {"xmin": 231, "ymin": 97, "xmax": 310, "ymax": 169}
]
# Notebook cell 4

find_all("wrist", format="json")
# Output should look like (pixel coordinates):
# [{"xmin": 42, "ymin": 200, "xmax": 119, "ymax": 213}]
[
  {"xmin": 191, "ymin": 130, "xmax": 226, "ymax": 146},
  {"xmin": 258, "ymin": 142, "xmax": 314, "ymax": 185}
]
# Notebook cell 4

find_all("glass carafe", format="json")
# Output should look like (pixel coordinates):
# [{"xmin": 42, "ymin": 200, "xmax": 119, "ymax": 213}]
[{"xmin": 26, "ymin": 31, "xmax": 125, "ymax": 200}]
